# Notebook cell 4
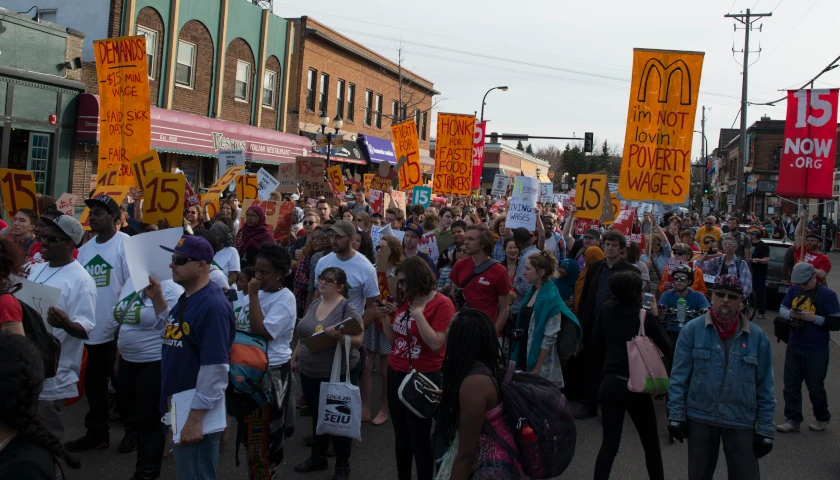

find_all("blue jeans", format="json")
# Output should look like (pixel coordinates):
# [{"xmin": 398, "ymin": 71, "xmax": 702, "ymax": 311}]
[
  {"xmin": 687, "ymin": 420, "xmax": 758, "ymax": 480},
  {"xmin": 783, "ymin": 345, "xmax": 831, "ymax": 423},
  {"xmin": 173, "ymin": 431, "xmax": 223, "ymax": 480}
]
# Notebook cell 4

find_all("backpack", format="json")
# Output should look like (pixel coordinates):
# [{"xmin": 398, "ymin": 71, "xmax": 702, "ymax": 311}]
[
  {"xmin": 2, "ymin": 288, "xmax": 60, "ymax": 378},
  {"xmin": 227, "ymin": 330, "xmax": 272, "ymax": 408},
  {"xmin": 480, "ymin": 361, "xmax": 576, "ymax": 478}
]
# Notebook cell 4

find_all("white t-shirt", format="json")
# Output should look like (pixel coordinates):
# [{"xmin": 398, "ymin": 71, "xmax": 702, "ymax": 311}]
[
  {"xmin": 235, "ymin": 288, "xmax": 296, "ymax": 366},
  {"xmin": 315, "ymin": 252, "xmax": 379, "ymax": 314},
  {"xmin": 232, "ymin": 291, "xmax": 249, "ymax": 329},
  {"xmin": 77, "ymin": 232, "xmax": 131, "ymax": 345},
  {"xmin": 115, "ymin": 280, "xmax": 184, "ymax": 363},
  {"xmin": 29, "ymin": 261, "xmax": 97, "ymax": 401},
  {"xmin": 213, "ymin": 246, "xmax": 241, "ymax": 279},
  {"xmin": 209, "ymin": 264, "xmax": 229, "ymax": 290}
]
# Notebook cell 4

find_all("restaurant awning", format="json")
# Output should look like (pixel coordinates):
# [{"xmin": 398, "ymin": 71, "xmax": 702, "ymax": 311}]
[
  {"xmin": 299, "ymin": 131, "xmax": 366, "ymax": 165},
  {"xmin": 357, "ymin": 134, "xmax": 396, "ymax": 165},
  {"xmin": 481, "ymin": 167, "xmax": 516, "ymax": 183},
  {"xmin": 76, "ymin": 93, "xmax": 310, "ymax": 164}
]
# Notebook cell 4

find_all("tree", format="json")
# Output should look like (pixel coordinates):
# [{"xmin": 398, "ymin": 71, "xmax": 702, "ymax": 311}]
[
  {"xmin": 379, "ymin": 44, "xmax": 443, "ymax": 126},
  {"xmin": 516, "ymin": 140, "xmax": 525, "ymax": 151},
  {"xmin": 526, "ymin": 144, "xmax": 534, "ymax": 155}
]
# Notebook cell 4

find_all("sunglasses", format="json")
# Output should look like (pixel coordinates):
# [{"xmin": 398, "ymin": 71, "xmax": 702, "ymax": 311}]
[
  {"xmin": 303, "ymin": 221, "xmax": 317, "ymax": 226},
  {"xmin": 172, "ymin": 255, "xmax": 201, "ymax": 266},
  {"xmin": 41, "ymin": 235, "xmax": 69, "ymax": 244},
  {"xmin": 713, "ymin": 291, "xmax": 741, "ymax": 301},
  {"xmin": 673, "ymin": 250, "xmax": 691, "ymax": 256},
  {"xmin": 318, "ymin": 276, "xmax": 337, "ymax": 285},
  {"xmin": 704, "ymin": 240, "xmax": 714, "ymax": 245},
  {"xmin": 673, "ymin": 276, "xmax": 689, "ymax": 282}
]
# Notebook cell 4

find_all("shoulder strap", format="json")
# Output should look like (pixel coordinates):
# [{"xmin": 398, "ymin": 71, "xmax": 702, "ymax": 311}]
[
  {"xmin": 461, "ymin": 259, "xmax": 499, "ymax": 289},
  {"xmin": 638, "ymin": 309, "xmax": 647, "ymax": 336},
  {"xmin": 342, "ymin": 300, "xmax": 348, "ymax": 319}
]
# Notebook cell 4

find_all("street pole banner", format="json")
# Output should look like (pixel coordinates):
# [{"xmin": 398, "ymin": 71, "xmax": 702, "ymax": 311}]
[
  {"xmin": 471, "ymin": 121, "xmax": 487, "ymax": 190},
  {"xmin": 391, "ymin": 121, "xmax": 423, "ymax": 191},
  {"xmin": 433, "ymin": 113, "xmax": 475, "ymax": 196},
  {"xmin": 776, "ymin": 89, "xmax": 839, "ymax": 199},
  {"xmin": 618, "ymin": 48, "xmax": 704, "ymax": 205},
  {"xmin": 505, "ymin": 176, "xmax": 539, "ymax": 230},
  {"xmin": 93, "ymin": 36, "xmax": 151, "ymax": 186}
]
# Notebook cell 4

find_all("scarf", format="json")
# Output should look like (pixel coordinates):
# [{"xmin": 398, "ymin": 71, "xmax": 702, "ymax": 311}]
[
  {"xmin": 511, "ymin": 281, "xmax": 581, "ymax": 372},
  {"xmin": 553, "ymin": 258, "xmax": 580, "ymax": 301},
  {"xmin": 574, "ymin": 247, "xmax": 605, "ymax": 312},
  {"xmin": 710, "ymin": 306, "xmax": 740, "ymax": 339},
  {"xmin": 234, "ymin": 205, "xmax": 275, "ymax": 253}
]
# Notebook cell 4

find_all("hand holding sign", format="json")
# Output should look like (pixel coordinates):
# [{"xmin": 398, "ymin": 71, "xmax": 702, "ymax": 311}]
[{"xmin": 0, "ymin": 168, "xmax": 38, "ymax": 217}]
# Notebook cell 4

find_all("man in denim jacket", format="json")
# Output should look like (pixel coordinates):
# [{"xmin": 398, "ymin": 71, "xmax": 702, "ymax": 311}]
[{"xmin": 667, "ymin": 275, "xmax": 775, "ymax": 480}]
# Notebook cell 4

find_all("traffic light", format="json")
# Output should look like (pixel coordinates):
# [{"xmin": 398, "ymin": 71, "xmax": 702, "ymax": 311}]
[
  {"xmin": 584, "ymin": 132, "xmax": 594, "ymax": 153},
  {"xmin": 703, "ymin": 183, "xmax": 710, "ymax": 194}
]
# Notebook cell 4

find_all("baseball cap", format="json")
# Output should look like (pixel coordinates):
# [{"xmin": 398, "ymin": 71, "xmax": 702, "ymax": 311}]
[
  {"xmin": 41, "ymin": 214, "xmax": 84, "ymax": 247},
  {"xmin": 326, "ymin": 220, "xmax": 356, "ymax": 237},
  {"xmin": 791, "ymin": 262, "xmax": 816, "ymax": 284},
  {"xmin": 806, "ymin": 228, "xmax": 822, "ymax": 241},
  {"xmin": 403, "ymin": 222, "xmax": 424, "ymax": 237},
  {"xmin": 159, "ymin": 235, "xmax": 215, "ymax": 264},
  {"xmin": 84, "ymin": 194, "xmax": 121, "ymax": 217},
  {"xmin": 713, "ymin": 274, "xmax": 743, "ymax": 295},
  {"xmin": 583, "ymin": 229, "xmax": 601, "ymax": 240}
]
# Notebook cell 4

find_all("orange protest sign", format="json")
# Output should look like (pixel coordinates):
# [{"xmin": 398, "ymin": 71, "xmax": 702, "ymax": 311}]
[
  {"xmin": 95, "ymin": 165, "xmax": 120, "ymax": 188},
  {"xmin": 574, "ymin": 174, "xmax": 607, "ymax": 220},
  {"xmin": 204, "ymin": 166, "xmax": 245, "ymax": 205},
  {"xmin": 130, "ymin": 150, "xmax": 162, "ymax": 192},
  {"xmin": 618, "ymin": 49, "xmax": 704, "ymax": 204},
  {"xmin": 0, "ymin": 168, "xmax": 38, "ymax": 217},
  {"xmin": 391, "ymin": 120, "xmax": 423, "ymax": 191},
  {"xmin": 80, "ymin": 186, "xmax": 132, "ymax": 230},
  {"xmin": 363, "ymin": 174, "xmax": 374, "ymax": 192},
  {"xmin": 235, "ymin": 174, "xmax": 259, "ymax": 200},
  {"xmin": 142, "ymin": 171, "xmax": 185, "ymax": 227},
  {"xmin": 200, "ymin": 195, "xmax": 219, "ymax": 218},
  {"xmin": 326, "ymin": 166, "xmax": 346, "ymax": 193},
  {"xmin": 241, "ymin": 199, "xmax": 280, "ymax": 227},
  {"xmin": 433, "ymin": 113, "xmax": 475, "ymax": 196},
  {"xmin": 93, "ymin": 36, "xmax": 151, "ymax": 186}
]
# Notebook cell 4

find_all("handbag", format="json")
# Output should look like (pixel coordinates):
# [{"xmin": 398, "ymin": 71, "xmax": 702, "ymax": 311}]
[
  {"xmin": 397, "ymin": 308, "xmax": 441, "ymax": 419},
  {"xmin": 316, "ymin": 335, "xmax": 362, "ymax": 440},
  {"xmin": 626, "ymin": 309, "xmax": 670, "ymax": 395}
]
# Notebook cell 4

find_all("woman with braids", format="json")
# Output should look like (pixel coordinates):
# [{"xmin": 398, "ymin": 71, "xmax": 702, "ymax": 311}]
[
  {"xmin": 377, "ymin": 256, "xmax": 456, "ymax": 480},
  {"xmin": 434, "ymin": 309, "xmax": 524, "ymax": 480},
  {"xmin": 0, "ymin": 333, "xmax": 81, "ymax": 477},
  {"xmin": 234, "ymin": 243, "xmax": 297, "ymax": 479}
]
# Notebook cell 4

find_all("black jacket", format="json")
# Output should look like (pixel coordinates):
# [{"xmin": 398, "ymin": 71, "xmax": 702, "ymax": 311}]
[
  {"xmin": 576, "ymin": 258, "xmax": 636, "ymax": 339},
  {"xmin": 591, "ymin": 298, "xmax": 672, "ymax": 378}
]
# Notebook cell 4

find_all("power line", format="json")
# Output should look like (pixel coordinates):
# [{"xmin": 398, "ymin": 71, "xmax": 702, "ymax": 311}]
[
  {"xmin": 750, "ymin": 53, "xmax": 840, "ymax": 106},
  {"xmin": 770, "ymin": 0, "xmax": 784, "ymax": 12},
  {"xmin": 768, "ymin": 0, "xmax": 819, "ymax": 54}
]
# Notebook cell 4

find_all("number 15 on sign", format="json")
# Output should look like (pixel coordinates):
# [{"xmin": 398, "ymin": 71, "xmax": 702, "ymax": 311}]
[
  {"xmin": 574, "ymin": 174, "xmax": 607, "ymax": 220},
  {"xmin": 412, "ymin": 186, "xmax": 432, "ymax": 209},
  {"xmin": 0, "ymin": 168, "xmax": 38, "ymax": 217}
]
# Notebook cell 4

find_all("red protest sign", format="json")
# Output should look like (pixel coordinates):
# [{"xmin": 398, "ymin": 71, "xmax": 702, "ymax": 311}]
[
  {"xmin": 471, "ymin": 121, "xmax": 487, "ymax": 190},
  {"xmin": 574, "ymin": 218, "xmax": 599, "ymax": 236},
  {"xmin": 370, "ymin": 190, "xmax": 384, "ymax": 214},
  {"xmin": 628, "ymin": 233, "xmax": 646, "ymax": 251},
  {"xmin": 489, "ymin": 199, "xmax": 507, "ymax": 214},
  {"xmin": 776, "ymin": 89, "xmax": 839, "ymax": 199},
  {"xmin": 610, "ymin": 208, "xmax": 636, "ymax": 236},
  {"xmin": 274, "ymin": 201, "xmax": 295, "ymax": 243},
  {"xmin": 183, "ymin": 180, "xmax": 200, "ymax": 209}
]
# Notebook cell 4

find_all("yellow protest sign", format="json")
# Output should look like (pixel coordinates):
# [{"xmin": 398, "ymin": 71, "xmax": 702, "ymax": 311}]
[
  {"xmin": 326, "ymin": 166, "xmax": 346, "ymax": 193},
  {"xmin": 363, "ymin": 174, "xmax": 374, "ymax": 192},
  {"xmin": 602, "ymin": 194, "xmax": 621, "ymax": 225},
  {"xmin": 574, "ymin": 174, "xmax": 607, "ymax": 220},
  {"xmin": 142, "ymin": 171, "xmax": 185, "ymax": 227},
  {"xmin": 80, "ymin": 185, "xmax": 132, "ymax": 230},
  {"xmin": 0, "ymin": 168, "xmax": 38, "ymax": 217},
  {"xmin": 130, "ymin": 150, "xmax": 162, "ymax": 192},
  {"xmin": 95, "ymin": 165, "xmax": 120, "ymax": 188},
  {"xmin": 618, "ymin": 49, "xmax": 704, "ymax": 204},
  {"xmin": 235, "ymin": 174, "xmax": 259, "ymax": 200},
  {"xmin": 93, "ymin": 36, "xmax": 151, "ymax": 186},
  {"xmin": 200, "ymin": 195, "xmax": 220, "ymax": 219},
  {"xmin": 391, "ymin": 120, "xmax": 423, "ymax": 191},
  {"xmin": 204, "ymin": 166, "xmax": 245, "ymax": 205},
  {"xmin": 433, "ymin": 113, "xmax": 475, "ymax": 195}
]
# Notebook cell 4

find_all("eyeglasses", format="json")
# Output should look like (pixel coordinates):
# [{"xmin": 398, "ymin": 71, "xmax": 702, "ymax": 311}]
[
  {"xmin": 41, "ymin": 235, "xmax": 69, "ymax": 244},
  {"xmin": 318, "ymin": 276, "xmax": 337, "ymax": 285},
  {"xmin": 713, "ymin": 291, "xmax": 741, "ymax": 301},
  {"xmin": 303, "ymin": 221, "xmax": 317, "ymax": 226},
  {"xmin": 172, "ymin": 255, "xmax": 201, "ymax": 266},
  {"xmin": 673, "ymin": 250, "xmax": 691, "ymax": 256}
]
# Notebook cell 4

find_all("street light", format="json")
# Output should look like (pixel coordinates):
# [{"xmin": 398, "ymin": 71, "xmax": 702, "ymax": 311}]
[
  {"xmin": 318, "ymin": 112, "xmax": 343, "ymax": 170},
  {"xmin": 480, "ymin": 86, "xmax": 509, "ymax": 122}
]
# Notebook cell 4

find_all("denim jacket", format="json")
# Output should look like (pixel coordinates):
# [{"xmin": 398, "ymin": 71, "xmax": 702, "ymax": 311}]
[{"xmin": 667, "ymin": 312, "xmax": 776, "ymax": 438}]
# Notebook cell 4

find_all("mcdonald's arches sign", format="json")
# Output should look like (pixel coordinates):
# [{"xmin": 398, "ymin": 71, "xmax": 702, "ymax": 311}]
[{"xmin": 618, "ymin": 48, "xmax": 704, "ymax": 205}]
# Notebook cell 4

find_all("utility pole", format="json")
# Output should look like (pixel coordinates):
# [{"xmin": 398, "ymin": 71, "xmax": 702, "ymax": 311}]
[
  {"xmin": 701, "ymin": 106, "xmax": 706, "ymax": 191},
  {"xmin": 725, "ymin": 8, "xmax": 772, "ymax": 220}
]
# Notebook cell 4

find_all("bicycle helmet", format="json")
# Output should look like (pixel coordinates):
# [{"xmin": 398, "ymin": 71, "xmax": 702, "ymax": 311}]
[{"xmin": 671, "ymin": 264, "xmax": 694, "ymax": 283}]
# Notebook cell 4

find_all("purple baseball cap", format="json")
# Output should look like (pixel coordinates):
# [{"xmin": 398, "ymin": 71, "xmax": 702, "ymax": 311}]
[{"xmin": 160, "ymin": 235, "xmax": 215, "ymax": 264}]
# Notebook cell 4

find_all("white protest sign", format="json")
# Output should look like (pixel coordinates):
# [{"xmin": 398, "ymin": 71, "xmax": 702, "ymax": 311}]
[
  {"xmin": 393, "ymin": 230, "xmax": 405, "ymax": 242},
  {"xmin": 12, "ymin": 276, "xmax": 62, "ymax": 333},
  {"xmin": 418, "ymin": 231, "xmax": 439, "ymax": 264},
  {"xmin": 608, "ymin": 182, "xmax": 618, "ymax": 194},
  {"xmin": 217, "ymin": 149, "xmax": 245, "ymax": 176},
  {"xmin": 491, "ymin": 174, "xmax": 510, "ymax": 196},
  {"xmin": 55, "ymin": 193, "xmax": 77, "ymax": 217},
  {"xmin": 505, "ymin": 176, "xmax": 539, "ymax": 230},
  {"xmin": 539, "ymin": 182, "xmax": 554, "ymax": 203},
  {"xmin": 370, "ymin": 224, "xmax": 394, "ymax": 248},
  {"xmin": 727, "ymin": 194, "xmax": 736, "ymax": 206},
  {"xmin": 654, "ymin": 204, "xmax": 682, "ymax": 216},
  {"xmin": 256, "ymin": 168, "xmax": 280, "ymax": 201},
  {"xmin": 125, "ymin": 227, "xmax": 185, "ymax": 292}
]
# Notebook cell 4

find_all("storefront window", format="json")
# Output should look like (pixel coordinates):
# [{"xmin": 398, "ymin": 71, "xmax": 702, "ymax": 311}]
[{"xmin": 28, "ymin": 133, "xmax": 50, "ymax": 194}]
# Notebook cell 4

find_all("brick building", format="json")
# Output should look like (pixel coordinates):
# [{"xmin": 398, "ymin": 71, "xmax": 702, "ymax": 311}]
[
  {"xmin": 0, "ymin": 8, "xmax": 85, "ymax": 198},
  {"xmin": 285, "ymin": 16, "xmax": 438, "ymax": 174}
]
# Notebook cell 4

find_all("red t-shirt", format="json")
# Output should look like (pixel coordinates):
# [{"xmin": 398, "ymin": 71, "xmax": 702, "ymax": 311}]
[
  {"xmin": 450, "ymin": 257, "xmax": 511, "ymax": 323},
  {"xmin": 794, "ymin": 249, "xmax": 832, "ymax": 273},
  {"xmin": 0, "ymin": 295, "xmax": 22, "ymax": 325},
  {"xmin": 0, "ymin": 219, "xmax": 7, "ymax": 230},
  {"xmin": 388, "ymin": 293, "xmax": 455, "ymax": 374}
]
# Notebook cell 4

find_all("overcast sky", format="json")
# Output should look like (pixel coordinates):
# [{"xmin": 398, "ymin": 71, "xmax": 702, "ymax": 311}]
[{"xmin": 273, "ymin": 0, "xmax": 839, "ymax": 160}]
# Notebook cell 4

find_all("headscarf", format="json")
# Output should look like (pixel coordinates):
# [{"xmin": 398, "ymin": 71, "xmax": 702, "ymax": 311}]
[
  {"xmin": 574, "ymin": 247, "xmax": 605, "ymax": 312},
  {"xmin": 209, "ymin": 222, "xmax": 233, "ymax": 248},
  {"xmin": 553, "ymin": 258, "xmax": 580, "ymax": 301},
  {"xmin": 234, "ymin": 204, "xmax": 275, "ymax": 253}
]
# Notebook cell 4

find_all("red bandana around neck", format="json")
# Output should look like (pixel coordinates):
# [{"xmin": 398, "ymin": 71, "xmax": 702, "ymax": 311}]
[{"xmin": 710, "ymin": 306, "xmax": 740, "ymax": 339}]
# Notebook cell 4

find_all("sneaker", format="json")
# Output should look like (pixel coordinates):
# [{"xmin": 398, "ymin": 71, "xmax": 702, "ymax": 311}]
[
  {"xmin": 757, "ymin": 314, "xmax": 765, "ymax": 319},
  {"xmin": 809, "ymin": 420, "xmax": 830, "ymax": 431},
  {"xmin": 573, "ymin": 405, "xmax": 598, "ymax": 420},
  {"xmin": 119, "ymin": 430, "xmax": 138, "ymax": 454},
  {"xmin": 66, "ymin": 434, "xmax": 109, "ymax": 452},
  {"xmin": 776, "ymin": 421, "xmax": 800, "ymax": 433},
  {"xmin": 296, "ymin": 395, "xmax": 307, "ymax": 408}
]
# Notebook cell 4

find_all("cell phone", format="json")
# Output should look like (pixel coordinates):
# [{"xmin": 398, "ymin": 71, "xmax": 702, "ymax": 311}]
[
  {"xmin": 224, "ymin": 289, "xmax": 238, "ymax": 302},
  {"xmin": 643, "ymin": 293, "xmax": 654, "ymax": 310}
]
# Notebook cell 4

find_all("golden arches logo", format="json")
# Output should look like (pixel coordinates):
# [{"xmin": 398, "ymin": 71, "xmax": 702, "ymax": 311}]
[{"xmin": 636, "ymin": 59, "xmax": 693, "ymax": 106}]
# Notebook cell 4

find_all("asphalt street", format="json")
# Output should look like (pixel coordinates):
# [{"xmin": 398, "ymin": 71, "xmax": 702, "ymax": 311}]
[{"xmin": 60, "ymin": 256, "xmax": 840, "ymax": 479}]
